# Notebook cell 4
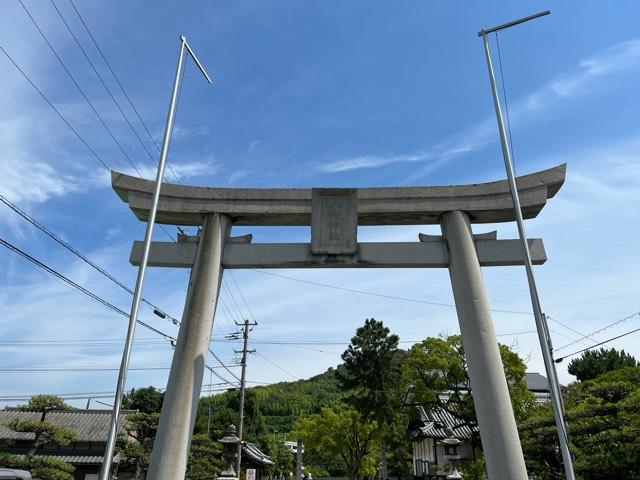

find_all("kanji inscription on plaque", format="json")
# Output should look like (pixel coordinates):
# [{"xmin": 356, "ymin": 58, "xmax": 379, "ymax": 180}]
[{"xmin": 311, "ymin": 188, "xmax": 357, "ymax": 255}]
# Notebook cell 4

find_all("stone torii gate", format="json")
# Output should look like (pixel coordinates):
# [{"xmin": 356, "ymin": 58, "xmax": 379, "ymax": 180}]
[{"xmin": 112, "ymin": 163, "xmax": 566, "ymax": 480}]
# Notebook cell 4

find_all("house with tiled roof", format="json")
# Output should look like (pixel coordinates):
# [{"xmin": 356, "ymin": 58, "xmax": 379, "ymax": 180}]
[
  {"xmin": 0, "ymin": 408, "xmax": 134, "ymax": 480},
  {"xmin": 409, "ymin": 372, "xmax": 555, "ymax": 478}
]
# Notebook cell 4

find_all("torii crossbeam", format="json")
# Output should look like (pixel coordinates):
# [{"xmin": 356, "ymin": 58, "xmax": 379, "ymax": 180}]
[{"xmin": 113, "ymin": 163, "xmax": 565, "ymax": 480}]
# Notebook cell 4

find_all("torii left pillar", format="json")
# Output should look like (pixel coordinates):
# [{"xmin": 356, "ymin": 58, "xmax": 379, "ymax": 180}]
[{"xmin": 147, "ymin": 213, "xmax": 230, "ymax": 480}]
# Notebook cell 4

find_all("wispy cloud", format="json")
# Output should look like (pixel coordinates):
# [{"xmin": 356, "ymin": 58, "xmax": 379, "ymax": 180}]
[
  {"xmin": 228, "ymin": 169, "xmax": 253, "ymax": 184},
  {"xmin": 0, "ymin": 118, "xmax": 82, "ymax": 204},
  {"xmin": 318, "ymin": 38, "xmax": 640, "ymax": 174},
  {"xmin": 96, "ymin": 157, "xmax": 219, "ymax": 185}
]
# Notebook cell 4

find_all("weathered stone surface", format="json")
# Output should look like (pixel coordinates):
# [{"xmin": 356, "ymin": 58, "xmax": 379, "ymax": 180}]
[
  {"xmin": 130, "ymin": 238, "xmax": 546, "ymax": 269},
  {"xmin": 311, "ymin": 188, "xmax": 357, "ymax": 254},
  {"xmin": 111, "ymin": 164, "xmax": 566, "ymax": 226}
]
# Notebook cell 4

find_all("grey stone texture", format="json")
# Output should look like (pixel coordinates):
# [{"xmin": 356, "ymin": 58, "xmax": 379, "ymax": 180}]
[
  {"xmin": 310, "ymin": 188, "xmax": 358, "ymax": 254},
  {"xmin": 441, "ymin": 210, "xmax": 528, "ymax": 480},
  {"xmin": 147, "ymin": 213, "xmax": 230, "ymax": 480},
  {"xmin": 111, "ymin": 164, "xmax": 565, "ymax": 226},
  {"xmin": 130, "ymin": 238, "xmax": 546, "ymax": 269}
]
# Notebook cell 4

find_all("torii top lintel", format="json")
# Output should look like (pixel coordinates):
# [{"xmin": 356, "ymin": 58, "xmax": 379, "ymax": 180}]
[{"xmin": 111, "ymin": 163, "xmax": 565, "ymax": 227}]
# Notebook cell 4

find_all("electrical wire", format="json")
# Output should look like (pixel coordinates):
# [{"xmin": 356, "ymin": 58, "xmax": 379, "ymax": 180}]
[
  {"xmin": 0, "ymin": 236, "xmax": 175, "ymax": 343},
  {"xmin": 0, "ymin": 193, "xmax": 181, "ymax": 326},
  {"xmin": 0, "ymin": 45, "xmax": 175, "ymax": 242},
  {"xmin": 18, "ymin": 0, "xmax": 143, "ymax": 177},
  {"xmin": 47, "ymin": 0, "xmax": 171, "ymax": 178},
  {"xmin": 494, "ymin": 32, "xmax": 517, "ymax": 176},
  {"xmin": 250, "ymin": 269, "xmax": 532, "ymax": 315},
  {"xmin": 555, "ymin": 325, "xmax": 640, "ymax": 363},
  {"xmin": 228, "ymin": 271, "xmax": 258, "ymax": 324},
  {"xmin": 66, "ymin": 1, "xmax": 161, "ymax": 154},
  {"xmin": 0, "ymin": 46, "xmax": 109, "ymax": 171},
  {"xmin": 555, "ymin": 311, "xmax": 640, "ymax": 352},
  {"xmin": 253, "ymin": 349, "xmax": 298, "ymax": 381}
]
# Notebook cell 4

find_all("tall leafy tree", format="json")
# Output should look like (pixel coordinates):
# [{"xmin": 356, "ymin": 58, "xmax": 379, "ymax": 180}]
[
  {"xmin": 567, "ymin": 347, "xmax": 637, "ymax": 381},
  {"xmin": 122, "ymin": 386, "xmax": 165, "ymax": 414},
  {"xmin": 402, "ymin": 335, "xmax": 534, "ymax": 453},
  {"xmin": 292, "ymin": 404, "xmax": 380, "ymax": 480},
  {"xmin": 337, "ymin": 318, "xmax": 405, "ymax": 479}
]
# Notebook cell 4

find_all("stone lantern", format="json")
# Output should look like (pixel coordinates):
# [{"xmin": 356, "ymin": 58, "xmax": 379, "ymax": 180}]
[
  {"xmin": 440, "ymin": 428, "xmax": 463, "ymax": 479},
  {"xmin": 218, "ymin": 424, "xmax": 241, "ymax": 480}
]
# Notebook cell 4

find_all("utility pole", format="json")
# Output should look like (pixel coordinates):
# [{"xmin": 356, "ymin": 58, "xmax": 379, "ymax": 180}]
[
  {"xmin": 478, "ymin": 11, "xmax": 576, "ymax": 480},
  {"xmin": 235, "ymin": 318, "xmax": 257, "ymax": 476}
]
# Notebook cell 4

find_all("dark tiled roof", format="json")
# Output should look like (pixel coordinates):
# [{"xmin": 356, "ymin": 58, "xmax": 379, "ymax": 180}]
[
  {"xmin": 35, "ymin": 455, "xmax": 104, "ymax": 465},
  {"xmin": 524, "ymin": 372, "xmax": 554, "ymax": 392},
  {"xmin": 242, "ymin": 442, "xmax": 274, "ymax": 466},
  {"xmin": 0, "ymin": 409, "xmax": 134, "ymax": 442},
  {"xmin": 416, "ymin": 406, "xmax": 476, "ymax": 440}
]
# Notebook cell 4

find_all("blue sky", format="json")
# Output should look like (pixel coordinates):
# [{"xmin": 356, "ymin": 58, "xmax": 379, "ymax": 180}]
[{"xmin": 1, "ymin": 0, "xmax": 639, "ymax": 409}]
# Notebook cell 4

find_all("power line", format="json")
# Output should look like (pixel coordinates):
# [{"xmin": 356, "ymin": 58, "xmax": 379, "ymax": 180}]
[
  {"xmin": 228, "ymin": 271, "xmax": 257, "ymax": 323},
  {"xmin": 18, "ymin": 0, "xmax": 143, "ymax": 177},
  {"xmin": 66, "ymin": 0, "xmax": 161, "ymax": 153},
  {"xmin": 209, "ymin": 347, "xmax": 241, "ymax": 383},
  {"xmin": 0, "ymin": 193, "xmax": 181, "ymax": 326},
  {"xmin": 61, "ymin": 0, "xmax": 182, "ymax": 184},
  {"xmin": 253, "ymin": 349, "xmax": 298, "ymax": 381},
  {"xmin": 249, "ymin": 270, "xmax": 591, "ymax": 341},
  {"xmin": 555, "ymin": 311, "xmax": 640, "ymax": 352},
  {"xmin": 0, "ymin": 46, "xmax": 175, "ymax": 242},
  {"xmin": 250, "ymin": 269, "xmax": 533, "ymax": 315},
  {"xmin": 0, "ymin": 46, "xmax": 110, "ymax": 171},
  {"xmin": 555, "ymin": 325, "xmax": 640, "ymax": 363},
  {"xmin": 0, "ymin": 330, "xmax": 538, "ymax": 348},
  {"xmin": 223, "ymin": 280, "xmax": 247, "ymax": 322},
  {"xmin": 0, "ymin": 199, "xmax": 235, "ymax": 378},
  {"xmin": 47, "ymin": 0, "xmax": 159, "ymax": 172},
  {"xmin": 0, "ymin": 236, "xmax": 175, "ymax": 343}
]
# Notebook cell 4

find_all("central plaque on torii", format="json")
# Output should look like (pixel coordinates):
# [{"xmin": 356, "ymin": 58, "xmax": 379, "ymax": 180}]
[{"xmin": 311, "ymin": 188, "xmax": 357, "ymax": 255}]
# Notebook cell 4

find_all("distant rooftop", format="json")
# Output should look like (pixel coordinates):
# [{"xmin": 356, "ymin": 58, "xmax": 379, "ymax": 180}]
[{"xmin": 0, "ymin": 408, "xmax": 135, "ymax": 443}]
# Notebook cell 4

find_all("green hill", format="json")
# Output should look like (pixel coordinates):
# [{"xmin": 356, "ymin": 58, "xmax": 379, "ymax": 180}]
[{"xmin": 196, "ymin": 365, "xmax": 344, "ymax": 440}]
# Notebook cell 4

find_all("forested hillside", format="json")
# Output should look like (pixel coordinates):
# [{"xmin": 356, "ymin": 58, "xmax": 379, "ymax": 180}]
[{"xmin": 195, "ymin": 365, "xmax": 344, "ymax": 441}]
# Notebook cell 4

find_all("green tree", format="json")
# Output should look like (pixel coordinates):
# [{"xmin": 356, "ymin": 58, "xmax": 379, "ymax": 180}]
[
  {"xmin": 567, "ymin": 347, "xmax": 637, "ymax": 381},
  {"xmin": 119, "ymin": 412, "xmax": 160, "ymax": 479},
  {"xmin": 185, "ymin": 434, "xmax": 224, "ymax": 480},
  {"xmin": 520, "ymin": 366, "xmax": 640, "ymax": 479},
  {"xmin": 292, "ymin": 404, "xmax": 380, "ymax": 480},
  {"xmin": 337, "ymin": 319, "xmax": 408, "ymax": 478},
  {"xmin": 402, "ymin": 335, "xmax": 534, "ymax": 453},
  {"xmin": 122, "ymin": 386, "xmax": 165, "ymax": 413},
  {"xmin": 2, "ymin": 395, "xmax": 77, "ymax": 480}
]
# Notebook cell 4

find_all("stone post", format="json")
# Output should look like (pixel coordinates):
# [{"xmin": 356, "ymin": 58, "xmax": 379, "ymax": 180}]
[
  {"xmin": 147, "ymin": 213, "xmax": 231, "ymax": 480},
  {"xmin": 440, "ymin": 210, "xmax": 528, "ymax": 480}
]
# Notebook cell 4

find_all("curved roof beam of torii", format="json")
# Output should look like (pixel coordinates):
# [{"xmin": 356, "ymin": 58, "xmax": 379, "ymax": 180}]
[{"xmin": 111, "ymin": 163, "xmax": 565, "ymax": 226}]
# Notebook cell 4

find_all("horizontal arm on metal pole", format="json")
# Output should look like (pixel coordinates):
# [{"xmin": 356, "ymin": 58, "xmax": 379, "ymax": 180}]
[{"xmin": 477, "ymin": 10, "xmax": 550, "ymax": 36}]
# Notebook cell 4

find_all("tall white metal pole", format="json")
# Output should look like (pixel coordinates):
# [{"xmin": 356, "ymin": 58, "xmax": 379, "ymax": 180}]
[
  {"xmin": 99, "ymin": 35, "xmax": 211, "ymax": 480},
  {"xmin": 479, "ymin": 20, "xmax": 576, "ymax": 480}
]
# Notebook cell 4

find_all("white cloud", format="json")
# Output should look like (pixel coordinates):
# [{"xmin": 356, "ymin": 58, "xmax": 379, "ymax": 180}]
[
  {"xmin": 228, "ymin": 169, "xmax": 253, "ymax": 184},
  {"xmin": 0, "ymin": 118, "xmax": 83, "ymax": 204},
  {"xmin": 319, "ymin": 38, "xmax": 640, "ymax": 174}
]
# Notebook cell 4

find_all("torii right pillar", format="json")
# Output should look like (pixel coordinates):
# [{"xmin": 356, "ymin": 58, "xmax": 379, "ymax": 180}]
[{"xmin": 441, "ymin": 210, "xmax": 528, "ymax": 480}]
